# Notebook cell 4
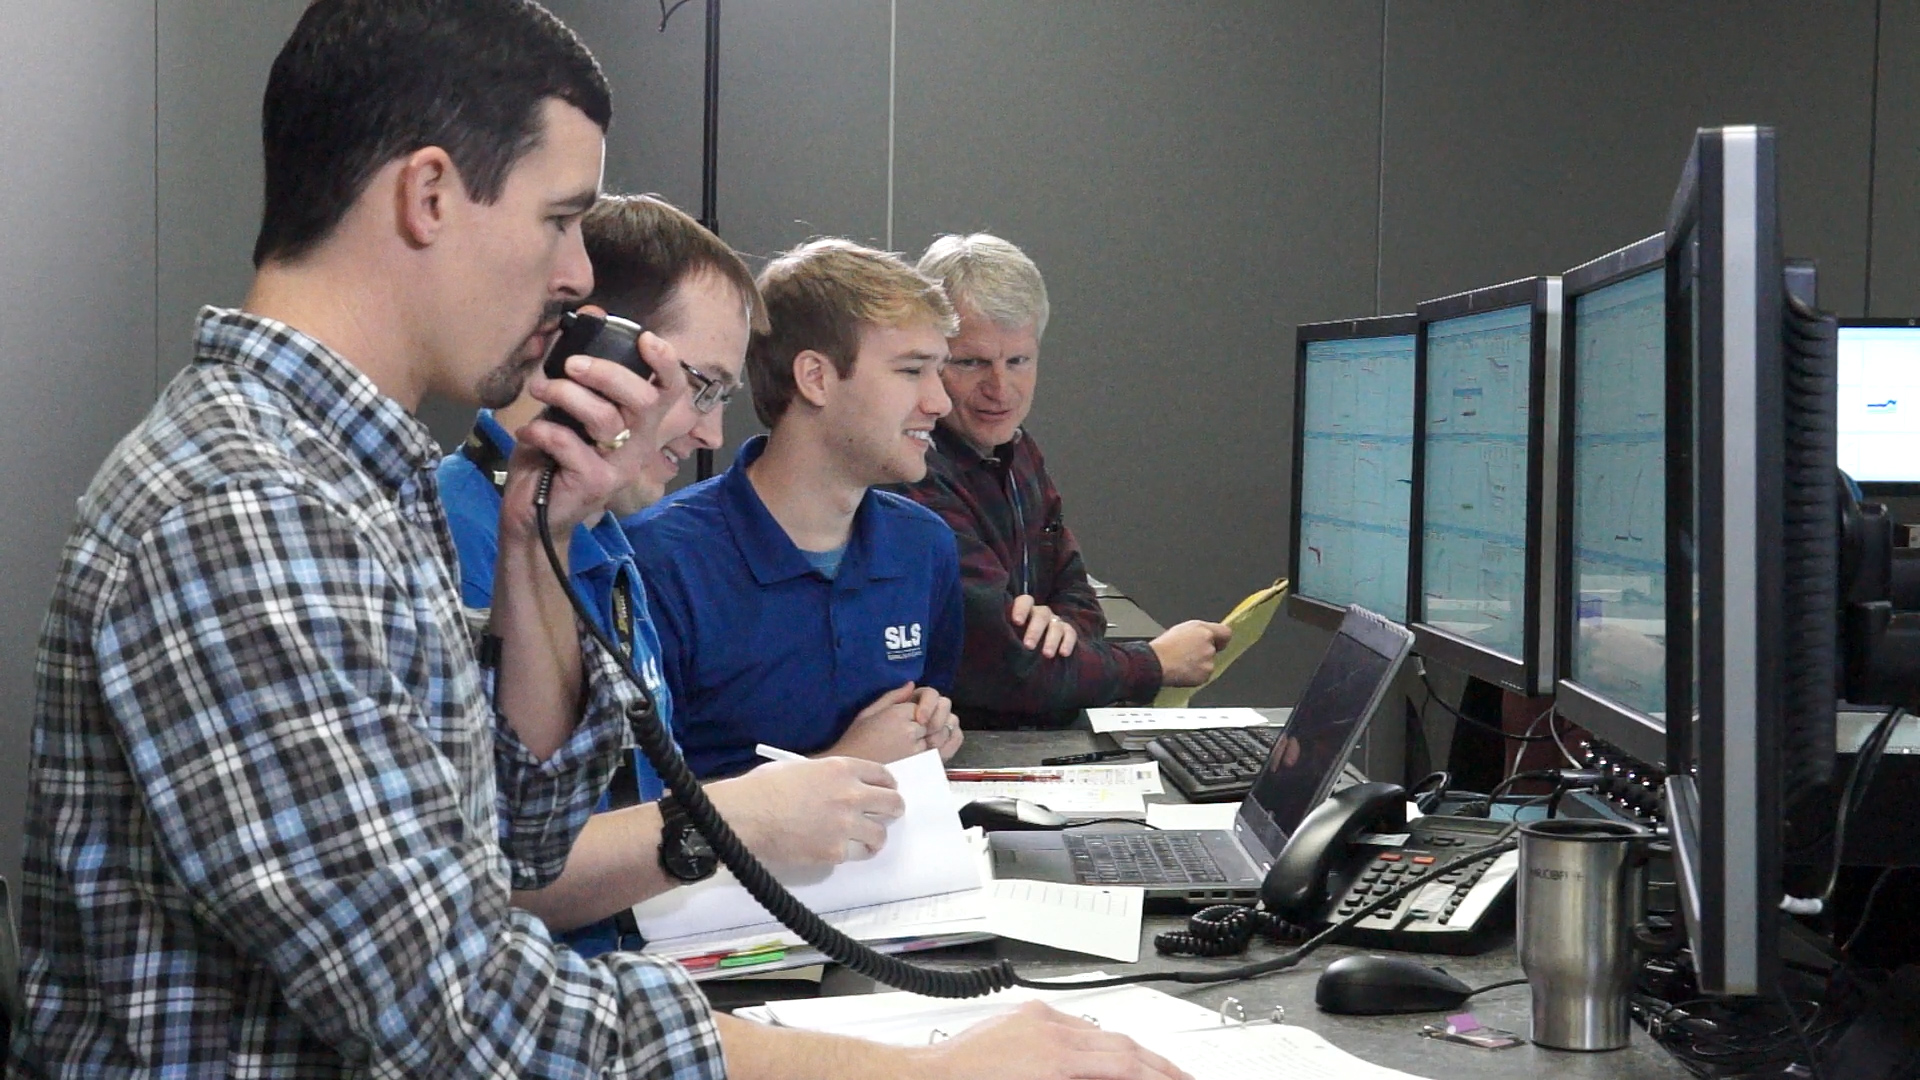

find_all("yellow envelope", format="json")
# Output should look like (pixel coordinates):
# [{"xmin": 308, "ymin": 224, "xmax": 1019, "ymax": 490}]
[{"xmin": 1151, "ymin": 578, "xmax": 1289, "ymax": 708}]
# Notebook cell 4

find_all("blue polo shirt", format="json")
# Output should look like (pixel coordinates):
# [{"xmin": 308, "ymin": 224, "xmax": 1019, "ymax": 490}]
[
  {"xmin": 437, "ymin": 411, "xmax": 675, "ymax": 956},
  {"xmin": 627, "ymin": 435, "xmax": 964, "ymax": 779}
]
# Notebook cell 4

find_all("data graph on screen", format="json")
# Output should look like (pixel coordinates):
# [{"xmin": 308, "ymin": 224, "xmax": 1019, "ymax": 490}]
[
  {"xmin": 1297, "ymin": 334, "xmax": 1416, "ymax": 620},
  {"xmin": 1568, "ymin": 270, "xmax": 1666, "ymax": 717},
  {"xmin": 1419, "ymin": 304, "xmax": 1533, "ymax": 660},
  {"xmin": 1837, "ymin": 324, "xmax": 1920, "ymax": 484}
]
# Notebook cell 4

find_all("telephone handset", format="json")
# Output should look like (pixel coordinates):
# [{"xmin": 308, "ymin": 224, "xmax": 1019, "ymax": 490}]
[
  {"xmin": 1261, "ymin": 781, "xmax": 1520, "ymax": 956},
  {"xmin": 538, "ymin": 310, "xmax": 656, "ymax": 441},
  {"xmin": 1262, "ymin": 781, "xmax": 1409, "ymax": 922}
]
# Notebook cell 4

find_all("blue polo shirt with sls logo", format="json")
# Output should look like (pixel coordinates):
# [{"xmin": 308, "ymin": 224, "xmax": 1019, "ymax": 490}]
[{"xmin": 627, "ymin": 434, "xmax": 963, "ymax": 778}]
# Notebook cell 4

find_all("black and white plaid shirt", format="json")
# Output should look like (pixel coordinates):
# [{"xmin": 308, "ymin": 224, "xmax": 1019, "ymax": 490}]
[{"xmin": 9, "ymin": 308, "xmax": 725, "ymax": 1078}]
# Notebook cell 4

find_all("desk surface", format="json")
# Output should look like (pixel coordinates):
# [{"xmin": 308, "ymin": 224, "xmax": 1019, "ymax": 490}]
[
  {"xmin": 1097, "ymin": 595, "xmax": 1165, "ymax": 642},
  {"xmin": 909, "ymin": 728, "xmax": 1693, "ymax": 1079}
]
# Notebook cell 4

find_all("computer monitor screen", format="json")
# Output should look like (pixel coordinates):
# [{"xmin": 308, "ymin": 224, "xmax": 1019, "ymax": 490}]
[
  {"xmin": 1837, "ymin": 320, "xmax": 1920, "ymax": 491},
  {"xmin": 1567, "ymin": 257, "xmax": 1667, "ymax": 724},
  {"xmin": 1292, "ymin": 321, "xmax": 1417, "ymax": 625},
  {"xmin": 1411, "ymin": 277, "xmax": 1562, "ymax": 696}
]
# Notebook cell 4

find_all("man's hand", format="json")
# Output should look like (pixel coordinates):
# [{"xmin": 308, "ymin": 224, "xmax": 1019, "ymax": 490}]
[
  {"xmin": 710, "ymin": 756, "xmax": 904, "ymax": 865},
  {"xmin": 913, "ymin": 685, "xmax": 964, "ymax": 762},
  {"xmin": 906, "ymin": 1001, "xmax": 1192, "ymax": 1080},
  {"xmin": 502, "ymin": 318, "xmax": 688, "ymax": 545},
  {"xmin": 1149, "ymin": 620, "xmax": 1233, "ymax": 687},
  {"xmin": 1010, "ymin": 595, "xmax": 1079, "ymax": 659},
  {"xmin": 825, "ymin": 683, "xmax": 930, "ymax": 763}
]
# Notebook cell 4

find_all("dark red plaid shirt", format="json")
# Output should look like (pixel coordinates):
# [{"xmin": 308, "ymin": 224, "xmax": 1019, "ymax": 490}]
[{"xmin": 895, "ymin": 425, "xmax": 1162, "ymax": 728}]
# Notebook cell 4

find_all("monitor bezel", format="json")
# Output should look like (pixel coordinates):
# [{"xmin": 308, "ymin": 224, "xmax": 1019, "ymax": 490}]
[
  {"xmin": 1837, "ymin": 317, "xmax": 1920, "ymax": 498},
  {"xmin": 1663, "ymin": 124, "xmax": 1783, "ymax": 998},
  {"xmin": 1552, "ymin": 233, "xmax": 1668, "ymax": 763},
  {"xmin": 1408, "ymin": 276, "xmax": 1564, "ymax": 696},
  {"xmin": 1288, "ymin": 314, "xmax": 1421, "ymax": 632}
]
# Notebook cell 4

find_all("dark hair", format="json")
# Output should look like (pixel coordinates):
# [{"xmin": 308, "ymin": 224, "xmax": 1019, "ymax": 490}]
[
  {"xmin": 582, "ymin": 194, "xmax": 767, "ymax": 337},
  {"xmin": 253, "ymin": 0, "xmax": 611, "ymax": 267},
  {"xmin": 747, "ymin": 239, "xmax": 957, "ymax": 428}
]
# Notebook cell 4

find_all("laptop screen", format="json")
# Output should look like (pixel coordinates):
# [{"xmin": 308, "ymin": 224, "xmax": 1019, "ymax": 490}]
[{"xmin": 1235, "ymin": 610, "xmax": 1411, "ymax": 862}]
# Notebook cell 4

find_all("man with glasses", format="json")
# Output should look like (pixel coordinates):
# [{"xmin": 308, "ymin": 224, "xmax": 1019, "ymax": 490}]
[
  {"xmin": 899, "ymin": 234, "xmax": 1230, "ymax": 729},
  {"xmin": 628, "ymin": 240, "xmax": 968, "ymax": 780},
  {"xmin": 439, "ymin": 195, "xmax": 907, "ymax": 955}
]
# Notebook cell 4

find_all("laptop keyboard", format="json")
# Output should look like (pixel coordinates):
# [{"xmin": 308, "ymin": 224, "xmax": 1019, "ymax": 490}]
[
  {"xmin": 1147, "ymin": 727, "xmax": 1280, "ymax": 802},
  {"xmin": 1064, "ymin": 832, "xmax": 1230, "ymax": 884}
]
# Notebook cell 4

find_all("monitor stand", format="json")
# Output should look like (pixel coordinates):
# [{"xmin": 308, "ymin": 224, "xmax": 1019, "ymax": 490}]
[{"xmin": 1447, "ymin": 675, "xmax": 1509, "ymax": 794}]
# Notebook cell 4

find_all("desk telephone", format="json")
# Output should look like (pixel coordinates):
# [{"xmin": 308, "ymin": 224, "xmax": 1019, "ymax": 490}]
[{"xmin": 1262, "ymin": 783, "xmax": 1518, "ymax": 956}]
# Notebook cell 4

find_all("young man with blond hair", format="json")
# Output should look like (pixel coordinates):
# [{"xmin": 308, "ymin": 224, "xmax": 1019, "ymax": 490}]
[
  {"xmin": 899, "ymin": 233, "xmax": 1230, "ymax": 728},
  {"xmin": 628, "ymin": 239, "xmax": 967, "ymax": 778}
]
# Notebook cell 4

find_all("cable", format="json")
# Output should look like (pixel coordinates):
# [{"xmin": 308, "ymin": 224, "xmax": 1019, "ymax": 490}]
[
  {"xmin": 1507, "ymin": 705, "xmax": 1557, "ymax": 778},
  {"xmin": 1840, "ymin": 866, "xmax": 1901, "ymax": 954},
  {"xmin": 1065, "ymin": 819, "xmax": 1159, "ymax": 830},
  {"xmin": 1549, "ymin": 710, "xmax": 1582, "ymax": 769},
  {"xmin": 1821, "ymin": 705, "xmax": 1904, "ymax": 903},
  {"xmin": 1465, "ymin": 977, "xmax": 1528, "ymax": 998},
  {"xmin": 1776, "ymin": 987, "xmax": 1827, "ymax": 1080},
  {"xmin": 1420, "ymin": 670, "xmax": 1555, "ymax": 742},
  {"xmin": 1155, "ymin": 905, "xmax": 1307, "ymax": 958}
]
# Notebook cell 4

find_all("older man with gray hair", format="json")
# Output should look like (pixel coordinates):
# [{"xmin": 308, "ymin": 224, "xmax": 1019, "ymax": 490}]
[{"xmin": 898, "ymin": 233, "xmax": 1229, "ymax": 729}]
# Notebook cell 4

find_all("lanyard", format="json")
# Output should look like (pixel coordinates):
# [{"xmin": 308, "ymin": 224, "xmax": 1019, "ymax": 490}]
[{"xmin": 1001, "ymin": 455, "xmax": 1032, "ymax": 597}]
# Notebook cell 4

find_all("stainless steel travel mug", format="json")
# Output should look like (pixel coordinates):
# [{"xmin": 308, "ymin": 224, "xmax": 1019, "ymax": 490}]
[{"xmin": 1516, "ymin": 819, "xmax": 1649, "ymax": 1051}]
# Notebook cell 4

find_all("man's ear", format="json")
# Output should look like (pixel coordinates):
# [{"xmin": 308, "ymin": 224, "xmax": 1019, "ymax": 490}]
[
  {"xmin": 395, "ymin": 147, "xmax": 460, "ymax": 249},
  {"xmin": 792, "ymin": 349, "xmax": 836, "ymax": 409}
]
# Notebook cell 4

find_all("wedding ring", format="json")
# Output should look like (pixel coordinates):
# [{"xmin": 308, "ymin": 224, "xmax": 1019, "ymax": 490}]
[{"xmin": 597, "ymin": 428, "xmax": 631, "ymax": 452}]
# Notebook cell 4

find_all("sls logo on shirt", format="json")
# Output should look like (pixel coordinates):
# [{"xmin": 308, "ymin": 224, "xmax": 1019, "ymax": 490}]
[{"xmin": 884, "ymin": 622, "xmax": 924, "ymax": 662}]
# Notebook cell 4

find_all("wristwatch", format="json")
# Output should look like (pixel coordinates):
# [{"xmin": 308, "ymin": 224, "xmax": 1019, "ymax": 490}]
[{"xmin": 657, "ymin": 794, "xmax": 719, "ymax": 883}]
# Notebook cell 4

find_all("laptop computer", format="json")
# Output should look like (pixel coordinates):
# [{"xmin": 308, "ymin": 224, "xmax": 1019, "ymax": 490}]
[{"xmin": 988, "ymin": 605, "xmax": 1414, "ymax": 907}]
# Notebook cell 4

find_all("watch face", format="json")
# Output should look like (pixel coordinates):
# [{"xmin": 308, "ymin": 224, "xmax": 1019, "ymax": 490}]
[{"xmin": 663, "ymin": 820, "xmax": 719, "ymax": 882}]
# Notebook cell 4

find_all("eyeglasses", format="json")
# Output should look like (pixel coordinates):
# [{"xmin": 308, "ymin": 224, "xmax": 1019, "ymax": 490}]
[{"xmin": 680, "ymin": 361, "xmax": 740, "ymax": 414}]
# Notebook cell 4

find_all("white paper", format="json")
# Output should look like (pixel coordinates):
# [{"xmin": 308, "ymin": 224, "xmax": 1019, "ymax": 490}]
[
  {"xmin": 949, "ymin": 782, "xmax": 1146, "ymax": 817},
  {"xmin": 1087, "ymin": 707, "xmax": 1272, "ymax": 733},
  {"xmin": 644, "ymin": 888, "xmax": 991, "ymax": 958},
  {"xmin": 757, "ymin": 980, "xmax": 1221, "ymax": 1046},
  {"xmin": 1136, "ymin": 1024, "xmax": 1438, "ymax": 1080},
  {"xmin": 629, "ymin": 750, "xmax": 979, "ymax": 942},
  {"xmin": 985, "ymin": 878, "xmax": 1144, "ymax": 962},
  {"xmin": 1144, "ymin": 802, "xmax": 1242, "ymax": 831}
]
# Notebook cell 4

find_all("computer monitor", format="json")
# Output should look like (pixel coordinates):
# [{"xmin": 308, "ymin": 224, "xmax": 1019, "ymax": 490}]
[
  {"xmin": 1409, "ymin": 277, "xmax": 1564, "ymax": 696},
  {"xmin": 1663, "ymin": 125, "xmax": 1837, "ymax": 997},
  {"xmin": 1553, "ymin": 234, "xmax": 1668, "ymax": 765},
  {"xmin": 1289, "ymin": 315, "xmax": 1419, "ymax": 631},
  {"xmin": 1838, "ymin": 318, "xmax": 1920, "ymax": 498}
]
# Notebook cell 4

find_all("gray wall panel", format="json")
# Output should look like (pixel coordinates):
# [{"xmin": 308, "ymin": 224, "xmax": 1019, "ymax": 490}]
[
  {"xmin": 892, "ymin": 1, "xmax": 1382, "ymax": 707},
  {"xmin": 1379, "ymin": 1, "xmax": 1877, "ymax": 316},
  {"xmin": 157, "ymin": 2, "xmax": 306, "ymax": 382},
  {"xmin": 0, "ymin": 0, "xmax": 158, "ymax": 889},
  {"xmin": 1869, "ymin": 0, "xmax": 1920, "ymax": 316}
]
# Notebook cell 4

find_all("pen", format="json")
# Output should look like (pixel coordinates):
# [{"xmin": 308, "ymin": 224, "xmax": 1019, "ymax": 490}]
[
  {"xmin": 944, "ymin": 769, "xmax": 1064, "ymax": 782},
  {"xmin": 1039, "ymin": 749, "xmax": 1135, "ymax": 766},
  {"xmin": 756, "ymin": 743, "xmax": 806, "ymax": 763}
]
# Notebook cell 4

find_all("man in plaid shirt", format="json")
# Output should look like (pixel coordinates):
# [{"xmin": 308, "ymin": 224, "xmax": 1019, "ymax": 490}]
[
  {"xmin": 7, "ymin": 4, "xmax": 1188, "ymax": 1079},
  {"xmin": 899, "ymin": 235, "xmax": 1232, "ymax": 729}
]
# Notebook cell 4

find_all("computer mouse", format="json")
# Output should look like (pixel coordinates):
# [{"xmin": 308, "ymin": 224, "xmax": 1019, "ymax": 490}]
[
  {"xmin": 957, "ymin": 797, "xmax": 1069, "ymax": 832},
  {"xmin": 1314, "ymin": 955, "xmax": 1475, "ymax": 1015}
]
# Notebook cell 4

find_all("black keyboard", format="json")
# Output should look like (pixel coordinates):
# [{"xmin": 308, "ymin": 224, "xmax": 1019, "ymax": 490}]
[
  {"xmin": 1147, "ymin": 727, "xmax": 1280, "ymax": 802},
  {"xmin": 1064, "ymin": 832, "xmax": 1229, "ymax": 884}
]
